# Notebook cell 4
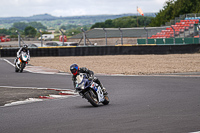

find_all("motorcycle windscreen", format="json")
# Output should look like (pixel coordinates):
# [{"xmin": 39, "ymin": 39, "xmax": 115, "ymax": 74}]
[
  {"xmin": 21, "ymin": 52, "xmax": 28, "ymax": 61},
  {"xmin": 76, "ymin": 74, "xmax": 87, "ymax": 89}
]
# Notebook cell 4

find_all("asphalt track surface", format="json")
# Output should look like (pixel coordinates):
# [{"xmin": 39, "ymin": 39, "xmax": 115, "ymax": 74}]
[{"xmin": 0, "ymin": 58, "xmax": 200, "ymax": 133}]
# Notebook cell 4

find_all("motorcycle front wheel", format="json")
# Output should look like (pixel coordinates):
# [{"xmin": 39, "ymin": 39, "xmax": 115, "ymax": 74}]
[
  {"xmin": 20, "ymin": 62, "xmax": 26, "ymax": 73},
  {"xmin": 84, "ymin": 89, "xmax": 99, "ymax": 107},
  {"xmin": 102, "ymin": 95, "xmax": 110, "ymax": 105},
  {"xmin": 15, "ymin": 66, "xmax": 19, "ymax": 72}
]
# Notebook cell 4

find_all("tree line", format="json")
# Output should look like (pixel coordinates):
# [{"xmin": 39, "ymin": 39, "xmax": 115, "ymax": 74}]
[
  {"xmin": 149, "ymin": 0, "xmax": 200, "ymax": 26},
  {"xmin": 2, "ymin": 16, "xmax": 152, "ymax": 38},
  {"xmin": 90, "ymin": 16, "xmax": 153, "ymax": 29},
  {"xmin": 0, "ymin": 22, "xmax": 48, "ymax": 38}
]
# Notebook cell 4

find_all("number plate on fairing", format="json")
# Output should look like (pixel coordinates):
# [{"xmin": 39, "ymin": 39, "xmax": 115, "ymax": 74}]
[
  {"xmin": 96, "ymin": 86, "xmax": 105, "ymax": 102},
  {"xmin": 91, "ymin": 82, "xmax": 104, "ymax": 102}
]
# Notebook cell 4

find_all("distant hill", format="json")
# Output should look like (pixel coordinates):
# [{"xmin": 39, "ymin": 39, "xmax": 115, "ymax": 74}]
[
  {"xmin": 0, "ymin": 14, "xmax": 57, "ymax": 22},
  {"xmin": 0, "ymin": 13, "xmax": 156, "ymax": 22},
  {"xmin": 0, "ymin": 13, "xmax": 156, "ymax": 29}
]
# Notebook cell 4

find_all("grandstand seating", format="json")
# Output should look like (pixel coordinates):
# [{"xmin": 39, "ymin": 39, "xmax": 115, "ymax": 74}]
[{"xmin": 149, "ymin": 19, "xmax": 199, "ymax": 39}]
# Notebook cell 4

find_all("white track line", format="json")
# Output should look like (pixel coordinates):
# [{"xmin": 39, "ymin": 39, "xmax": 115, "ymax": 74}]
[
  {"xmin": 0, "ymin": 86, "xmax": 78, "ymax": 107},
  {"xmin": 2, "ymin": 58, "xmax": 60, "ymax": 74},
  {"xmin": 0, "ymin": 86, "xmax": 38, "ymax": 89},
  {"xmin": 4, "ymin": 98, "xmax": 43, "ymax": 107},
  {"xmin": 0, "ymin": 85, "xmax": 74, "ymax": 91},
  {"xmin": 3, "ymin": 59, "xmax": 14, "ymax": 67},
  {"xmin": 3, "ymin": 58, "xmax": 33, "ymax": 73}
]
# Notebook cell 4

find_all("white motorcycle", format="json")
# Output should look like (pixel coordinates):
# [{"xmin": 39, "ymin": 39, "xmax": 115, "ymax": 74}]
[
  {"xmin": 75, "ymin": 73, "xmax": 110, "ymax": 107},
  {"xmin": 15, "ymin": 51, "xmax": 29, "ymax": 73}
]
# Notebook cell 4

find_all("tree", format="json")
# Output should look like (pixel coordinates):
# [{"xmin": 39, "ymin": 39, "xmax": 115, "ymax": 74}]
[
  {"xmin": 12, "ymin": 21, "xmax": 47, "ymax": 31},
  {"xmin": 28, "ymin": 22, "xmax": 47, "ymax": 30},
  {"xmin": 91, "ymin": 22, "xmax": 105, "ymax": 29},
  {"xmin": 149, "ymin": 0, "xmax": 200, "ymax": 27},
  {"xmin": 24, "ymin": 26, "xmax": 37, "ymax": 37},
  {"xmin": 104, "ymin": 19, "xmax": 113, "ymax": 27},
  {"xmin": 90, "ymin": 16, "xmax": 153, "ymax": 29},
  {"xmin": 12, "ymin": 22, "xmax": 28, "ymax": 30},
  {"xmin": 9, "ymin": 27, "xmax": 19, "ymax": 38},
  {"xmin": 66, "ymin": 28, "xmax": 82, "ymax": 36},
  {"xmin": 0, "ymin": 28, "xmax": 10, "ymax": 35},
  {"xmin": 60, "ymin": 25, "xmax": 67, "ymax": 30}
]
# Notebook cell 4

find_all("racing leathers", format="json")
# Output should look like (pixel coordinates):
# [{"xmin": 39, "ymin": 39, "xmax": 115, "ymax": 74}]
[
  {"xmin": 14, "ymin": 47, "xmax": 30, "ymax": 64},
  {"xmin": 72, "ymin": 67, "xmax": 107, "ymax": 95},
  {"xmin": 17, "ymin": 47, "xmax": 30, "ymax": 60}
]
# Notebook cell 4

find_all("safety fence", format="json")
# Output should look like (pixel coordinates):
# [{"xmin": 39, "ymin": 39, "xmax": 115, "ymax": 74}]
[{"xmin": 1, "ymin": 44, "xmax": 200, "ymax": 57}]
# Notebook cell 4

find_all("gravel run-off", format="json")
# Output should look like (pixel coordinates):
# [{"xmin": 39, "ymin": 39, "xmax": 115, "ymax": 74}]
[{"xmin": 29, "ymin": 54, "xmax": 200, "ymax": 75}]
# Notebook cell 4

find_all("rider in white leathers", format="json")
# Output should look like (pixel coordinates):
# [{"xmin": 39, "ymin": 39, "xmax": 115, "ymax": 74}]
[{"xmin": 14, "ymin": 44, "xmax": 30, "ymax": 64}]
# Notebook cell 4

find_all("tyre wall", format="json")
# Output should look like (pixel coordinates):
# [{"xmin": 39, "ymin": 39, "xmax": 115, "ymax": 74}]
[{"xmin": 0, "ymin": 44, "xmax": 200, "ymax": 57}]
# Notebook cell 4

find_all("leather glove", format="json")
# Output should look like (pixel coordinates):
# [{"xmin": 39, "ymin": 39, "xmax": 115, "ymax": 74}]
[{"xmin": 88, "ymin": 76, "xmax": 94, "ymax": 81}]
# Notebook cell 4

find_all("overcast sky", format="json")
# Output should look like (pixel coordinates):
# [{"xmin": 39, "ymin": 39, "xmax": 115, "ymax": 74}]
[{"xmin": 0, "ymin": 0, "xmax": 167, "ymax": 17}]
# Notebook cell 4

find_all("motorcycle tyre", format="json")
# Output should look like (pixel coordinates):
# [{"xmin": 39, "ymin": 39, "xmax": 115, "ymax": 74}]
[
  {"xmin": 15, "ymin": 66, "xmax": 19, "ymax": 72},
  {"xmin": 20, "ymin": 62, "xmax": 26, "ymax": 73},
  {"xmin": 84, "ymin": 90, "xmax": 99, "ymax": 107},
  {"xmin": 102, "ymin": 95, "xmax": 110, "ymax": 105}
]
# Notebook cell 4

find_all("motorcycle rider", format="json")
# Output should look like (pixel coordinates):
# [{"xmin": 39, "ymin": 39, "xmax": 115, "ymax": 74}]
[
  {"xmin": 70, "ymin": 64, "xmax": 108, "ymax": 95},
  {"xmin": 14, "ymin": 44, "xmax": 30, "ymax": 64}
]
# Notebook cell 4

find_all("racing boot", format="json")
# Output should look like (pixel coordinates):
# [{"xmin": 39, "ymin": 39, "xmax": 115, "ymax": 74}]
[
  {"xmin": 94, "ymin": 77, "xmax": 108, "ymax": 95},
  {"xmin": 99, "ymin": 84, "xmax": 108, "ymax": 95},
  {"xmin": 102, "ymin": 87, "xmax": 108, "ymax": 95}
]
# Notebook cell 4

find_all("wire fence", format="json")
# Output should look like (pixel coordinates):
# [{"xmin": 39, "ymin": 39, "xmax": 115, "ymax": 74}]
[{"xmin": 78, "ymin": 27, "xmax": 170, "ymax": 45}]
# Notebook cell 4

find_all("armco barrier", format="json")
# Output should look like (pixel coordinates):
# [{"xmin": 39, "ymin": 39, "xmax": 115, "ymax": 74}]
[{"xmin": 0, "ymin": 44, "xmax": 200, "ymax": 57}]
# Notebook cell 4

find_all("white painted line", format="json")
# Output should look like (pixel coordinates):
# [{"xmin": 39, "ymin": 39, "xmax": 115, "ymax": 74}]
[
  {"xmin": 60, "ymin": 91, "xmax": 78, "ymax": 95},
  {"xmin": 0, "ymin": 85, "xmax": 76, "ymax": 107},
  {"xmin": 0, "ymin": 86, "xmax": 77, "ymax": 107},
  {"xmin": 49, "ymin": 95, "xmax": 71, "ymax": 98},
  {"xmin": 0, "ymin": 86, "xmax": 74, "ymax": 91},
  {"xmin": 3, "ymin": 98, "xmax": 43, "ymax": 107},
  {"xmin": 3, "ymin": 59, "xmax": 14, "ymax": 67},
  {"xmin": 0, "ymin": 86, "xmax": 38, "ymax": 89},
  {"xmin": 2, "ymin": 58, "xmax": 58, "ymax": 74},
  {"xmin": 3, "ymin": 58, "xmax": 34, "ymax": 73},
  {"xmin": 189, "ymin": 131, "xmax": 200, "ymax": 133}
]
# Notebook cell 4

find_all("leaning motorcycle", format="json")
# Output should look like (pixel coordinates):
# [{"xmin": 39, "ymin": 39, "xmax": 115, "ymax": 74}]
[
  {"xmin": 15, "ymin": 51, "xmax": 28, "ymax": 73},
  {"xmin": 75, "ymin": 73, "xmax": 110, "ymax": 107}
]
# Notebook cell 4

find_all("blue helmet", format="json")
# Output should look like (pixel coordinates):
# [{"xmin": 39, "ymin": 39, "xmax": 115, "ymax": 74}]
[{"xmin": 70, "ymin": 64, "xmax": 79, "ymax": 75}]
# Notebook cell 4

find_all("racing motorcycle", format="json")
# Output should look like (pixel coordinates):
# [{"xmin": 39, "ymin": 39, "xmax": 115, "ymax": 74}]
[
  {"xmin": 75, "ymin": 73, "xmax": 110, "ymax": 107},
  {"xmin": 15, "ymin": 51, "xmax": 29, "ymax": 73}
]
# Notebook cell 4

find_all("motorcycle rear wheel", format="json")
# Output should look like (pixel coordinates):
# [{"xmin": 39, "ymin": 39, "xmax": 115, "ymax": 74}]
[{"xmin": 84, "ymin": 90, "xmax": 99, "ymax": 107}]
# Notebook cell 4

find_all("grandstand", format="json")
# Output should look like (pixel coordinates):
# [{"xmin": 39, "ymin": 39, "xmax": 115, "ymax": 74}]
[
  {"xmin": 140, "ymin": 15, "xmax": 200, "ymax": 45},
  {"xmin": 149, "ymin": 19, "xmax": 199, "ymax": 39},
  {"xmin": 68, "ymin": 13, "xmax": 200, "ymax": 46}
]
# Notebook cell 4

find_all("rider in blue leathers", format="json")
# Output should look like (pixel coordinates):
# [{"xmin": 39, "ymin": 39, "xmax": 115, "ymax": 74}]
[{"xmin": 70, "ymin": 64, "xmax": 108, "ymax": 95}]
